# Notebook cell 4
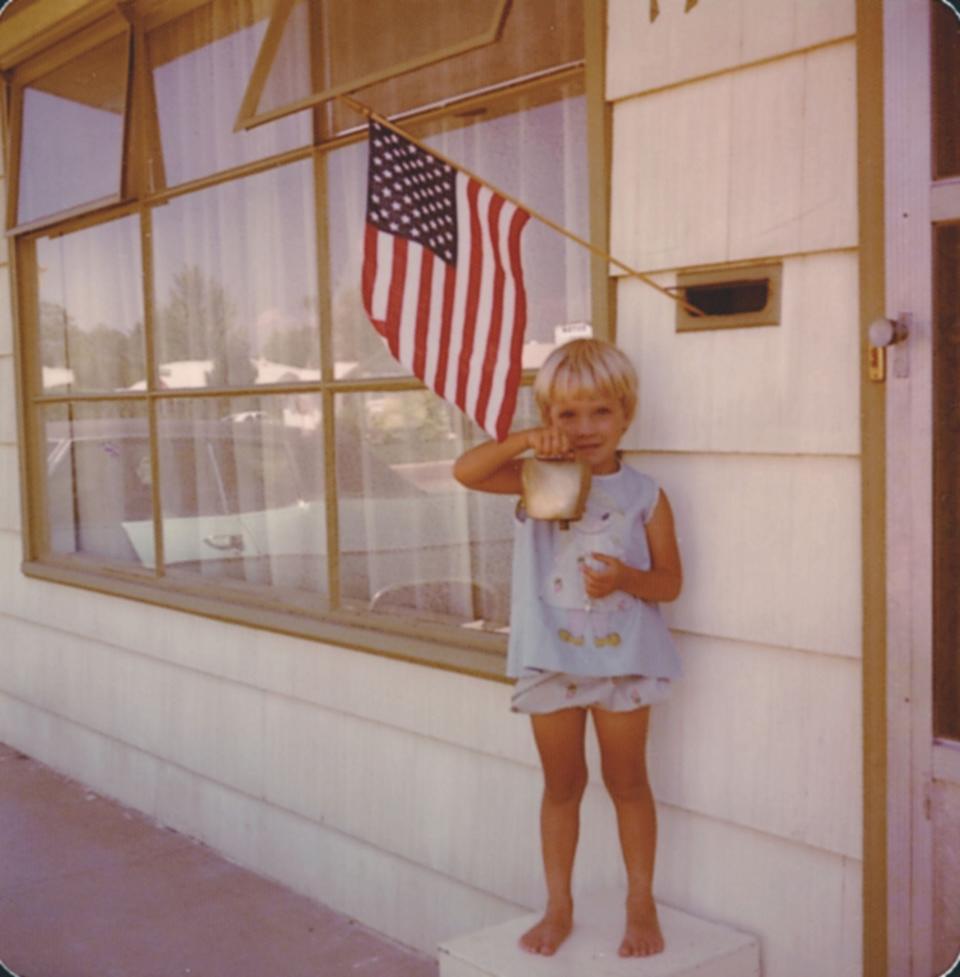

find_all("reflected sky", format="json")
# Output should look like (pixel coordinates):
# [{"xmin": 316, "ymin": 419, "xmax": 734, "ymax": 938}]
[{"xmin": 19, "ymin": 88, "xmax": 123, "ymax": 225}]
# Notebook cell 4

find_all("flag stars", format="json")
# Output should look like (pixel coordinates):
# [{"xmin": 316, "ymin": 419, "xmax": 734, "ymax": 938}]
[{"xmin": 365, "ymin": 121, "xmax": 458, "ymax": 264}]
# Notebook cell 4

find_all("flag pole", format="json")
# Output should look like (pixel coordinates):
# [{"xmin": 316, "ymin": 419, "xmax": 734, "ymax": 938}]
[{"xmin": 340, "ymin": 93, "xmax": 704, "ymax": 318}]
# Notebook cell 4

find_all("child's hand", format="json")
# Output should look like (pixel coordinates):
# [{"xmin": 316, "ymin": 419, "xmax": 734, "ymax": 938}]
[
  {"xmin": 582, "ymin": 553, "xmax": 623, "ymax": 599},
  {"xmin": 526, "ymin": 426, "xmax": 573, "ymax": 459}
]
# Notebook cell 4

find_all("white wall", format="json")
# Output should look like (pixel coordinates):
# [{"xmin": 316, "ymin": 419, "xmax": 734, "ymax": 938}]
[
  {"xmin": 0, "ymin": 1, "xmax": 864, "ymax": 973},
  {"xmin": 607, "ymin": 1, "xmax": 861, "ymax": 975}
]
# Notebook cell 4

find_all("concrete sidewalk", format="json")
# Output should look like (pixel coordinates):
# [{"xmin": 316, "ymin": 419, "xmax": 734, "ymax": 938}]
[{"xmin": 0, "ymin": 743, "xmax": 438, "ymax": 977}]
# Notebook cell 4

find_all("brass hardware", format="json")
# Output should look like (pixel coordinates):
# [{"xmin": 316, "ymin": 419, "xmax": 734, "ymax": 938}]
[
  {"xmin": 868, "ymin": 315, "xmax": 910, "ymax": 383},
  {"xmin": 868, "ymin": 345, "xmax": 886, "ymax": 383}
]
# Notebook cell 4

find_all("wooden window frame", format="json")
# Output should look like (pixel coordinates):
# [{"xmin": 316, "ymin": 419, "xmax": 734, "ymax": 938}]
[
  {"xmin": 234, "ymin": 0, "xmax": 512, "ymax": 132},
  {"xmin": 8, "ymin": 0, "xmax": 611, "ymax": 680}
]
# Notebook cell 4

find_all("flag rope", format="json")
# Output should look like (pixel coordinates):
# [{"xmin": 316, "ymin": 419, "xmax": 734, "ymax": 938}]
[{"xmin": 340, "ymin": 93, "xmax": 705, "ymax": 318}]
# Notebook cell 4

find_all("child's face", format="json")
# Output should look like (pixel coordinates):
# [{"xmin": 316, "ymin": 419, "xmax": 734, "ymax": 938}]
[{"xmin": 547, "ymin": 394, "xmax": 630, "ymax": 475}]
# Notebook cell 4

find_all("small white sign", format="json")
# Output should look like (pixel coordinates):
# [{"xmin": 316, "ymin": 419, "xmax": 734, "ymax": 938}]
[{"xmin": 554, "ymin": 321, "xmax": 593, "ymax": 345}]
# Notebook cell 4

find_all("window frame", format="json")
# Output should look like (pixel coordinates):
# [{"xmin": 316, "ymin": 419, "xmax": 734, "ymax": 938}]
[
  {"xmin": 8, "ymin": 0, "xmax": 611, "ymax": 679},
  {"xmin": 234, "ymin": 0, "xmax": 512, "ymax": 133}
]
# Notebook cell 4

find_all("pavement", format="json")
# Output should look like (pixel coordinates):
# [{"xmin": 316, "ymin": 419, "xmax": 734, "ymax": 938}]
[{"xmin": 0, "ymin": 743, "xmax": 439, "ymax": 977}]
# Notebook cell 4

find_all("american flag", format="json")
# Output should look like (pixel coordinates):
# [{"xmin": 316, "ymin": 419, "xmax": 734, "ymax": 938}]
[{"xmin": 362, "ymin": 121, "xmax": 531, "ymax": 442}]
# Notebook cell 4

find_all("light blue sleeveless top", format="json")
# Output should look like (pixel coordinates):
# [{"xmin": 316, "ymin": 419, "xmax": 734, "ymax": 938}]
[{"xmin": 506, "ymin": 463, "xmax": 681, "ymax": 680}]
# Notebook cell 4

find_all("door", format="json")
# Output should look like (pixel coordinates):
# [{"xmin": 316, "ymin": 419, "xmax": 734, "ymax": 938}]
[{"xmin": 883, "ymin": 2, "xmax": 960, "ymax": 975}]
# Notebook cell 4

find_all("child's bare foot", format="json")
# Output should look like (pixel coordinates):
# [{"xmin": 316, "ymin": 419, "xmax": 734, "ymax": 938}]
[
  {"xmin": 519, "ymin": 904, "xmax": 573, "ymax": 956},
  {"xmin": 619, "ymin": 894, "xmax": 664, "ymax": 957}
]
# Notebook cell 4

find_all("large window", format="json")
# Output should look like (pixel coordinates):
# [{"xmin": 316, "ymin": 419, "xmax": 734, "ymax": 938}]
[{"xmin": 11, "ymin": 0, "xmax": 603, "ymax": 673}]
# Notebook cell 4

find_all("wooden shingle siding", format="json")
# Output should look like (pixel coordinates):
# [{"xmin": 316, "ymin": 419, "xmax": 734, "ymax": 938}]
[
  {"xmin": 619, "ymin": 254, "xmax": 860, "ymax": 456},
  {"xmin": 0, "ymin": 447, "xmax": 20, "ymax": 533},
  {"xmin": 638, "ymin": 453, "xmax": 861, "ymax": 658},
  {"xmin": 606, "ymin": 0, "xmax": 855, "ymax": 100},
  {"xmin": 654, "ymin": 634, "xmax": 861, "ymax": 858},
  {"xmin": 610, "ymin": 43, "xmax": 858, "ymax": 272},
  {"xmin": 656, "ymin": 808, "xmax": 861, "ymax": 977},
  {"xmin": 605, "ymin": 1, "xmax": 862, "ymax": 974}
]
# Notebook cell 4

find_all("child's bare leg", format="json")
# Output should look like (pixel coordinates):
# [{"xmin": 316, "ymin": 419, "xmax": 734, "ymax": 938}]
[
  {"xmin": 592, "ymin": 705, "xmax": 664, "ymax": 957},
  {"xmin": 520, "ymin": 707, "xmax": 588, "ymax": 955}
]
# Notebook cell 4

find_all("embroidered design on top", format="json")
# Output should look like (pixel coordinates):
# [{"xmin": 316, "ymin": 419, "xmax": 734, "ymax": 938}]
[{"xmin": 541, "ymin": 487, "xmax": 631, "ymax": 648}]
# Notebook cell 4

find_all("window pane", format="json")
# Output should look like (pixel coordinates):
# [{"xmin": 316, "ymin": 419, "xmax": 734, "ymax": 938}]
[
  {"xmin": 44, "ymin": 402, "xmax": 154, "ymax": 568},
  {"xmin": 336, "ymin": 391, "xmax": 525, "ymax": 629},
  {"xmin": 18, "ymin": 33, "xmax": 128, "ymax": 225},
  {"xmin": 151, "ymin": 160, "xmax": 319, "ymax": 389},
  {"xmin": 157, "ymin": 396, "xmax": 327, "ymax": 596},
  {"xmin": 933, "ymin": 0, "xmax": 960, "ymax": 179},
  {"xmin": 934, "ymin": 221, "xmax": 960, "ymax": 739},
  {"xmin": 327, "ymin": 87, "xmax": 591, "ymax": 380},
  {"xmin": 37, "ymin": 216, "xmax": 145, "ymax": 393},
  {"xmin": 148, "ymin": 0, "xmax": 311, "ymax": 187}
]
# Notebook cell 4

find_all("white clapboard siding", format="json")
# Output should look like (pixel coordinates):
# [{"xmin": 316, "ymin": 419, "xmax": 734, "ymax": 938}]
[
  {"xmin": 652, "ymin": 634, "xmax": 861, "ymax": 859},
  {"xmin": 0, "ymin": 446, "xmax": 21, "ymax": 533},
  {"xmin": 728, "ymin": 54, "xmax": 806, "ymax": 258},
  {"xmin": 611, "ymin": 43, "xmax": 858, "ymax": 272},
  {"xmin": 618, "ymin": 252, "xmax": 860, "ymax": 457},
  {"xmin": 611, "ymin": 73, "xmax": 733, "ymax": 272},
  {"xmin": 0, "ymin": 530, "xmax": 529, "ymax": 764},
  {"xmin": 606, "ymin": 0, "xmax": 855, "ymax": 101},
  {"xmin": 657, "ymin": 805, "xmax": 862, "ymax": 977},
  {"xmin": 799, "ymin": 43, "xmax": 859, "ymax": 253},
  {"xmin": 0, "ymin": 272, "xmax": 12, "ymax": 356},
  {"xmin": 630, "ymin": 452, "xmax": 861, "ymax": 658},
  {"xmin": 0, "ymin": 663, "xmax": 863, "ymax": 977},
  {"xmin": 0, "ymin": 356, "xmax": 16, "ymax": 445},
  {"xmin": 0, "ymin": 689, "xmax": 528, "ymax": 956}
]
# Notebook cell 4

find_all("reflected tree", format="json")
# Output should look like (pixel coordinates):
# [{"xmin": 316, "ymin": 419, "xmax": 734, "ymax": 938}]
[
  {"xmin": 39, "ymin": 301, "xmax": 142, "ymax": 390},
  {"xmin": 154, "ymin": 264, "xmax": 259, "ymax": 392},
  {"xmin": 156, "ymin": 265, "xmax": 237, "ymax": 364},
  {"xmin": 262, "ymin": 322, "xmax": 320, "ymax": 368}
]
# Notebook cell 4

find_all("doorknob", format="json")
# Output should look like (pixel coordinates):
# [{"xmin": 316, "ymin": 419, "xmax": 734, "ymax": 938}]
[{"xmin": 868, "ymin": 315, "xmax": 910, "ymax": 381}]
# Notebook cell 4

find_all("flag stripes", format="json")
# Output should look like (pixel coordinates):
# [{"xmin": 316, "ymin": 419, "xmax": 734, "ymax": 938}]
[{"xmin": 362, "ymin": 122, "xmax": 531, "ymax": 441}]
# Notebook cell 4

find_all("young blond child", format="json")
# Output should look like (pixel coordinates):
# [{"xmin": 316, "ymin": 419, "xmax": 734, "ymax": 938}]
[{"xmin": 453, "ymin": 338, "xmax": 682, "ymax": 958}]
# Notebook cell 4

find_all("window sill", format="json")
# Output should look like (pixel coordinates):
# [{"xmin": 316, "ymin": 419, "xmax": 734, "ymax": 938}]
[{"xmin": 20, "ymin": 557, "xmax": 510, "ymax": 681}]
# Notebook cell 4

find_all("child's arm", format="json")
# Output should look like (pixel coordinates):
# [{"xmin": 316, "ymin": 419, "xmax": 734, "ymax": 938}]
[
  {"xmin": 583, "ymin": 491, "xmax": 683, "ymax": 603},
  {"xmin": 453, "ymin": 427, "xmax": 572, "ymax": 494}
]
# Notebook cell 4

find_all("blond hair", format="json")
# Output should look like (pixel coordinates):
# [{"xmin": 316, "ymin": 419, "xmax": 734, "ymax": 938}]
[{"xmin": 533, "ymin": 338, "xmax": 638, "ymax": 424}]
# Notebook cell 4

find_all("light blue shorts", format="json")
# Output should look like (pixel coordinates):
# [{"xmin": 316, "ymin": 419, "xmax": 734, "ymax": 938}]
[{"xmin": 511, "ymin": 669, "xmax": 671, "ymax": 715}]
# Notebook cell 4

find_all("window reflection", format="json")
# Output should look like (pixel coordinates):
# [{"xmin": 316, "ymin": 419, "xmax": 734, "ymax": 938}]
[
  {"xmin": 38, "ymin": 216, "xmax": 145, "ymax": 393},
  {"xmin": 148, "ymin": 0, "xmax": 311, "ymax": 187},
  {"xmin": 21, "ymin": 0, "xmax": 599, "ymax": 655},
  {"xmin": 157, "ymin": 397, "xmax": 327, "ymax": 593},
  {"xmin": 18, "ymin": 33, "xmax": 128, "ymax": 225},
  {"xmin": 336, "ymin": 391, "xmax": 515, "ymax": 628},
  {"xmin": 151, "ymin": 161, "xmax": 318, "ymax": 389},
  {"xmin": 44, "ymin": 403, "xmax": 154, "ymax": 567}
]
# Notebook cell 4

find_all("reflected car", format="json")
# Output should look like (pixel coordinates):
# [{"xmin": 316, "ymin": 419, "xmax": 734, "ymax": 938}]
[{"xmin": 44, "ymin": 416, "xmax": 512, "ymax": 627}]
